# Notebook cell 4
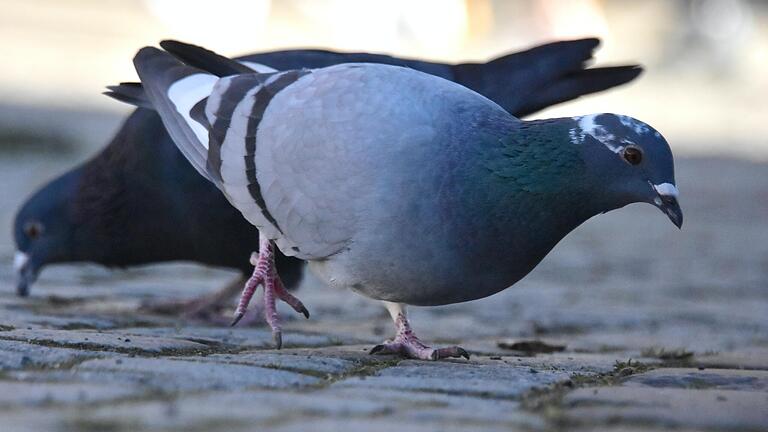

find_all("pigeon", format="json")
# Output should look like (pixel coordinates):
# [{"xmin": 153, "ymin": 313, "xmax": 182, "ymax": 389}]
[
  {"xmin": 125, "ymin": 41, "xmax": 681, "ymax": 359},
  {"xmin": 12, "ymin": 108, "xmax": 304, "ymax": 314},
  {"xmin": 14, "ymin": 39, "xmax": 641, "ymax": 320}
]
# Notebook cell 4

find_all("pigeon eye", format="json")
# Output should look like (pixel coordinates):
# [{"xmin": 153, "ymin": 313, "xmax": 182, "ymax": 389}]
[
  {"xmin": 622, "ymin": 146, "xmax": 643, "ymax": 165},
  {"xmin": 23, "ymin": 221, "xmax": 44, "ymax": 239}
]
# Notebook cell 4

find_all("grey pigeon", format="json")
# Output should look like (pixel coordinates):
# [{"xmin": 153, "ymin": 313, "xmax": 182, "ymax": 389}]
[
  {"xmin": 14, "ymin": 39, "xmax": 640, "ymax": 320},
  {"xmin": 125, "ymin": 41, "xmax": 681, "ymax": 359}
]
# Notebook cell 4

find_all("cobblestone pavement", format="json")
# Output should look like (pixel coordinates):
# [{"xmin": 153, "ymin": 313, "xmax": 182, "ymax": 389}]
[{"xmin": 1, "ymin": 156, "xmax": 767, "ymax": 431}]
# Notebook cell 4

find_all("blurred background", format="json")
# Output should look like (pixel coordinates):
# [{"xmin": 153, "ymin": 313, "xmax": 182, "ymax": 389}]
[
  {"xmin": 0, "ymin": 0, "xmax": 766, "ymax": 275},
  {"xmin": 1, "ymin": 0, "xmax": 767, "ymax": 156}
]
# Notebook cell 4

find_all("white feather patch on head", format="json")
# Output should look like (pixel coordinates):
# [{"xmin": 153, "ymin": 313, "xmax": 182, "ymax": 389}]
[
  {"xmin": 238, "ymin": 61, "xmax": 278, "ymax": 73},
  {"xmin": 617, "ymin": 114, "xmax": 651, "ymax": 136},
  {"xmin": 653, "ymin": 182, "xmax": 679, "ymax": 198},
  {"xmin": 168, "ymin": 74, "xmax": 218, "ymax": 150},
  {"xmin": 570, "ymin": 114, "xmax": 622, "ymax": 153},
  {"xmin": 13, "ymin": 251, "xmax": 29, "ymax": 272}
]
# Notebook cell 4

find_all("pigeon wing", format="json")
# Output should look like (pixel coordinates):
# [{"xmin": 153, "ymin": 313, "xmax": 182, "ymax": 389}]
[{"xmin": 133, "ymin": 46, "xmax": 346, "ymax": 259}]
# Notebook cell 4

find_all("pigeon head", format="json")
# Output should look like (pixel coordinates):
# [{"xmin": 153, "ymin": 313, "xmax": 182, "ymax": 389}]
[
  {"xmin": 13, "ymin": 168, "xmax": 84, "ymax": 296},
  {"xmin": 571, "ymin": 113, "xmax": 682, "ymax": 228}
]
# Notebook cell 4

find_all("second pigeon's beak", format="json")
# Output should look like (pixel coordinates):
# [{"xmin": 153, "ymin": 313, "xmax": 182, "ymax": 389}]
[
  {"xmin": 13, "ymin": 251, "xmax": 38, "ymax": 297},
  {"xmin": 651, "ymin": 183, "xmax": 683, "ymax": 229}
]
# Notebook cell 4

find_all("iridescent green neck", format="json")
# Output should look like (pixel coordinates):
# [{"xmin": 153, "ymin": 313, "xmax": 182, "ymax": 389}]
[{"xmin": 470, "ymin": 119, "xmax": 604, "ymax": 245}]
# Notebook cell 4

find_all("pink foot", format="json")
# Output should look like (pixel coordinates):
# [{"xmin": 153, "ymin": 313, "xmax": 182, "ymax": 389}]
[
  {"xmin": 231, "ymin": 237, "xmax": 309, "ymax": 348},
  {"xmin": 370, "ymin": 308, "xmax": 469, "ymax": 361}
]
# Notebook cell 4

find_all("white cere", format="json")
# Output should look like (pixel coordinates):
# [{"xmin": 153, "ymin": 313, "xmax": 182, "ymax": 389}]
[
  {"xmin": 13, "ymin": 251, "xmax": 29, "ymax": 272},
  {"xmin": 653, "ymin": 182, "xmax": 679, "ymax": 198}
]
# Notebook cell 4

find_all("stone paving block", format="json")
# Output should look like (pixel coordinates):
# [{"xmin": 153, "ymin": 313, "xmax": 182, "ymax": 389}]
[
  {"xmin": 321, "ymin": 386, "xmax": 543, "ymax": 428},
  {"xmin": 72, "ymin": 356, "xmax": 320, "ymax": 391},
  {"xmin": 191, "ymin": 351, "xmax": 362, "ymax": 376},
  {"xmin": 622, "ymin": 368, "xmax": 768, "ymax": 392},
  {"xmin": 117, "ymin": 325, "xmax": 349, "ymax": 349},
  {"xmin": 560, "ymin": 386, "xmax": 768, "ymax": 431},
  {"xmin": 0, "ymin": 379, "xmax": 139, "ymax": 408},
  {"xmin": 0, "ymin": 339, "xmax": 101, "ymax": 371},
  {"xmin": 0, "ymin": 328, "xmax": 211, "ymax": 354},
  {"xmin": 17, "ymin": 313, "xmax": 119, "ymax": 330},
  {"xmin": 335, "ymin": 359, "xmax": 570, "ymax": 398},
  {"xmin": 470, "ymin": 352, "xmax": 631, "ymax": 375},
  {"xmin": 2, "ymin": 385, "xmax": 542, "ymax": 432},
  {"xmin": 267, "ymin": 418, "xmax": 519, "ymax": 432},
  {"xmin": 693, "ymin": 348, "xmax": 768, "ymax": 371},
  {"xmin": 0, "ymin": 389, "xmax": 391, "ymax": 432}
]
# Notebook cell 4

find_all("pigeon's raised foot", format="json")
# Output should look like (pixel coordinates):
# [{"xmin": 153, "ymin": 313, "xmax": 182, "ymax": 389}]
[
  {"xmin": 231, "ymin": 237, "xmax": 310, "ymax": 348},
  {"xmin": 370, "ymin": 302, "xmax": 469, "ymax": 361}
]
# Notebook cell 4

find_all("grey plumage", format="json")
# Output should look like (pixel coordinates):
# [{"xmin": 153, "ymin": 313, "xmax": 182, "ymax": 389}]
[
  {"xmin": 125, "ymin": 42, "xmax": 681, "ymax": 358},
  {"xmin": 132, "ymin": 45, "xmax": 681, "ymax": 302}
]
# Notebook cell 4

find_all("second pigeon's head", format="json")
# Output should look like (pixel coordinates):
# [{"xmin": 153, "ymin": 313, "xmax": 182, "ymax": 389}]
[
  {"xmin": 570, "ymin": 113, "xmax": 682, "ymax": 228},
  {"xmin": 13, "ymin": 168, "xmax": 83, "ymax": 297}
]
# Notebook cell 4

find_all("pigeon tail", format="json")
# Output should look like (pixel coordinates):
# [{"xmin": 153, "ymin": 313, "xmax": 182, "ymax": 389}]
[
  {"xmin": 514, "ymin": 65, "xmax": 642, "ymax": 117},
  {"xmin": 160, "ymin": 40, "xmax": 255, "ymax": 77},
  {"xmin": 104, "ymin": 82, "xmax": 151, "ymax": 108},
  {"xmin": 451, "ymin": 38, "xmax": 642, "ymax": 117}
]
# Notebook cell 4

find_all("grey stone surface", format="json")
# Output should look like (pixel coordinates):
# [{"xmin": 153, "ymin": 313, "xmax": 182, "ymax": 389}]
[
  {"xmin": 336, "ymin": 360, "xmax": 571, "ymax": 398},
  {"xmin": 70, "ymin": 356, "xmax": 321, "ymax": 391},
  {"xmin": 693, "ymin": 348, "xmax": 768, "ymax": 371},
  {"xmin": 623, "ymin": 367, "xmax": 768, "ymax": 392},
  {"xmin": 0, "ymin": 328, "xmax": 211, "ymax": 354},
  {"xmin": 118, "ymin": 325, "xmax": 349, "ymax": 349},
  {"xmin": 1, "ymin": 386, "xmax": 542, "ymax": 432},
  {"xmin": 193, "ymin": 351, "xmax": 363, "ymax": 375},
  {"xmin": 560, "ymin": 386, "xmax": 768, "ymax": 431},
  {"xmin": 466, "ymin": 352, "xmax": 633, "ymax": 375},
  {"xmin": 0, "ymin": 379, "xmax": 140, "ymax": 407},
  {"xmin": 0, "ymin": 339, "xmax": 101, "ymax": 371}
]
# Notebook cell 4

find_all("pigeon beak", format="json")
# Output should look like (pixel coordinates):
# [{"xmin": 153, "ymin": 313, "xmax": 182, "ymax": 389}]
[
  {"xmin": 13, "ymin": 251, "xmax": 37, "ymax": 297},
  {"xmin": 651, "ymin": 183, "xmax": 683, "ymax": 229}
]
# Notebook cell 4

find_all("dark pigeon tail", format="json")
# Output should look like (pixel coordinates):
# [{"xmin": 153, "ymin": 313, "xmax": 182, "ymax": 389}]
[
  {"xmin": 104, "ymin": 82, "xmax": 151, "ymax": 108},
  {"xmin": 160, "ymin": 40, "xmax": 254, "ymax": 77},
  {"xmin": 513, "ymin": 65, "xmax": 642, "ymax": 117},
  {"xmin": 451, "ymin": 38, "xmax": 642, "ymax": 117}
]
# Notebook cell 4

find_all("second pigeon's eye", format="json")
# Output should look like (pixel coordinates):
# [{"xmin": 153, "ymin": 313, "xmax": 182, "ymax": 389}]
[
  {"xmin": 23, "ymin": 221, "xmax": 44, "ymax": 239},
  {"xmin": 622, "ymin": 146, "xmax": 643, "ymax": 165}
]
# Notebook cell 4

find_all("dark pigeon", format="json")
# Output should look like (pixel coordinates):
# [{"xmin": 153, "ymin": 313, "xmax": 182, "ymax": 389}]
[{"xmin": 13, "ymin": 39, "xmax": 642, "ymax": 317}]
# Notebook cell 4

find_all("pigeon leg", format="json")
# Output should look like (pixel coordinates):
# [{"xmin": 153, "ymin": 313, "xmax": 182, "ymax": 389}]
[
  {"xmin": 231, "ymin": 237, "xmax": 309, "ymax": 348},
  {"xmin": 370, "ymin": 302, "xmax": 469, "ymax": 361}
]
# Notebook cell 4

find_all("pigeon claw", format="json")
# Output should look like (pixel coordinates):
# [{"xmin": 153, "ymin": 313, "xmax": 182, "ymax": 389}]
[
  {"xmin": 433, "ymin": 346, "xmax": 471, "ymax": 360},
  {"xmin": 369, "ymin": 344, "xmax": 389, "ymax": 355},
  {"xmin": 370, "ymin": 340, "xmax": 470, "ymax": 361},
  {"xmin": 230, "ymin": 311, "xmax": 245, "ymax": 327},
  {"xmin": 373, "ymin": 310, "xmax": 469, "ymax": 360}
]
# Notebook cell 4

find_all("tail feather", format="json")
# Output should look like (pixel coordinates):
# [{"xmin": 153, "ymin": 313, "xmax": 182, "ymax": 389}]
[
  {"xmin": 514, "ymin": 65, "xmax": 643, "ymax": 117},
  {"xmin": 451, "ymin": 38, "xmax": 640, "ymax": 117},
  {"xmin": 160, "ymin": 40, "xmax": 254, "ymax": 77},
  {"xmin": 103, "ymin": 82, "xmax": 151, "ymax": 108}
]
